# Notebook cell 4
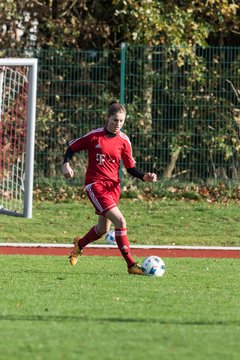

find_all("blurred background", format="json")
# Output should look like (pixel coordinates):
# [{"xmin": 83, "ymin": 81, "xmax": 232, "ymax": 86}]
[{"xmin": 1, "ymin": 0, "xmax": 240, "ymax": 186}]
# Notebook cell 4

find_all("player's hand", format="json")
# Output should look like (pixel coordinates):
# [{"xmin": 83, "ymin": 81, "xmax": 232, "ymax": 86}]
[
  {"xmin": 63, "ymin": 162, "xmax": 74, "ymax": 179},
  {"xmin": 143, "ymin": 172, "xmax": 157, "ymax": 182}
]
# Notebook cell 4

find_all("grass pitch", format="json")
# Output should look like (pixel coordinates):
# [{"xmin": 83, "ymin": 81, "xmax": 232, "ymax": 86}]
[
  {"xmin": 0, "ymin": 255, "xmax": 239, "ymax": 360},
  {"xmin": 1, "ymin": 199, "xmax": 240, "ymax": 359},
  {"xmin": 1, "ymin": 199, "xmax": 240, "ymax": 246}
]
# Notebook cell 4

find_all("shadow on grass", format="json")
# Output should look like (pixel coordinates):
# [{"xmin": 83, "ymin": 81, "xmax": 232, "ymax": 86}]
[{"xmin": 0, "ymin": 315, "xmax": 239, "ymax": 326}]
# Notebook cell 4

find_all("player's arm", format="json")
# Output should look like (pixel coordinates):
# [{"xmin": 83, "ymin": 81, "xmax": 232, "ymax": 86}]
[
  {"xmin": 127, "ymin": 167, "xmax": 157, "ymax": 182},
  {"xmin": 122, "ymin": 135, "xmax": 157, "ymax": 182},
  {"xmin": 63, "ymin": 147, "xmax": 75, "ymax": 179},
  {"xmin": 63, "ymin": 133, "xmax": 90, "ymax": 179},
  {"xmin": 126, "ymin": 167, "xmax": 144, "ymax": 181}
]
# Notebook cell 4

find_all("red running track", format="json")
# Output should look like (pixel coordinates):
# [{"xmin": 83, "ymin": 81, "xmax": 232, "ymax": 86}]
[{"xmin": 0, "ymin": 244, "xmax": 239, "ymax": 258}]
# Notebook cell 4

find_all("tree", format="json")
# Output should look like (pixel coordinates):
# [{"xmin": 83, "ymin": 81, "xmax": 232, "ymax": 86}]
[
  {"xmin": 113, "ymin": 0, "xmax": 240, "ymax": 179},
  {"xmin": 1, "ymin": 0, "xmax": 240, "ymax": 180},
  {"xmin": 0, "ymin": 0, "xmax": 121, "ymax": 50}
]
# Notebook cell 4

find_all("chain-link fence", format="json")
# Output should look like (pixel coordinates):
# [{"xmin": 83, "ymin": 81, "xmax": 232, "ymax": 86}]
[
  {"xmin": 36, "ymin": 48, "xmax": 116, "ymax": 183},
  {"xmin": 123, "ymin": 45, "xmax": 240, "ymax": 182},
  {"xmin": 1, "ymin": 45, "xmax": 240, "ymax": 184}
]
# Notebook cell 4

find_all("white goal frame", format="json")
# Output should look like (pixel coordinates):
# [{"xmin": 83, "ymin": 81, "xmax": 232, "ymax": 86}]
[{"xmin": 0, "ymin": 58, "xmax": 38, "ymax": 218}]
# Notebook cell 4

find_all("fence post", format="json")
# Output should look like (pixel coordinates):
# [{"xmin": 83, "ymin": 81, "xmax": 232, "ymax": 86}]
[
  {"xmin": 120, "ymin": 43, "xmax": 126, "ymax": 181},
  {"xmin": 120, "ymin": 42, "xmax": 126, "ymax": 105}
]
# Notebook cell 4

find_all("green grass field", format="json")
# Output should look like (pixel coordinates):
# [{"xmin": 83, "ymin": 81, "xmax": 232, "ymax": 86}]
[
  {"xmin": 0, "ymin": 199, "xmax": 240, "ymax": 359},
  {"xmin": 1, "ymin": 198, "xmax": 240, "ymax": 246},
  {"xmin": 0, "ymin": 255, "xmax": 239, "ymax": 360}
]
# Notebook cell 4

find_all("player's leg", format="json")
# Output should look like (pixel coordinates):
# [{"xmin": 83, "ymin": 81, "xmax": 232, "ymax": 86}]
[
  {"xmin": 105, "ymin": 206, "xmax": 144, "ymax": 275},
  {"xmin": 79, "ymin": 215, "xmax": 111, "ymax": 248},
  {"xmin": 69, "ymin": 216, "xmax": 111, "ymax": 266},
  {"xmin": 70, "ymin": 181, "xmax": 143, "ymax": 274},
  {"xmin": 97, "ymin": 215, "xmax": 112, "ymax": 235}
]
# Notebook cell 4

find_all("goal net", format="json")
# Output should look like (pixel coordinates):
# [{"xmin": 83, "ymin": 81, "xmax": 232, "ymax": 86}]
[{"xmin": 0, "ymin": 59, "xmax": 37, "ymax": 218}]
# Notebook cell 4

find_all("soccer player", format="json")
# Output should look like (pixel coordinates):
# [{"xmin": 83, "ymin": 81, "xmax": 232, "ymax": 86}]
[{"xmin": 63, "ymin": 101, "xmax": 157, "ymax": 275}]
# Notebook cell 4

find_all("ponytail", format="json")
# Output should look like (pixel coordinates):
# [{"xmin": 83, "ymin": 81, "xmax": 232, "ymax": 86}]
[{"xmin": 108, "ymin": 100, "xmax": 126, "ymax": 117}]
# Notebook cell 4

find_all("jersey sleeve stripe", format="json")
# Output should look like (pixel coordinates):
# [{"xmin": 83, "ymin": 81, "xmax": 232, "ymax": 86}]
[
  {"xmin": 119, "ymin": 131, "xmax": 131, "ymax": 145},
  {"xmin": 69, "ymin": 127, "xmax": 104, "ymax": 146}
]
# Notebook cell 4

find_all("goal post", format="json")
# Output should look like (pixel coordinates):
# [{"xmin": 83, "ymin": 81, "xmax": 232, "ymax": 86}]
[{"xmin": 0, "ymin": 58, "xmax": 38, "ymax": 218}]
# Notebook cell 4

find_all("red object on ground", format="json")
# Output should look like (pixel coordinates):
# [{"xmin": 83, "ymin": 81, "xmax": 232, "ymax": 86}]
[{"xmin": 0, "ymin": 244, "xmax": 239, "ymax": 258}]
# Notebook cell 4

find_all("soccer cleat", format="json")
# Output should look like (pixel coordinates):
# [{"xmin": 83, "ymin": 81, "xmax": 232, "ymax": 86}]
[
  {"xmin": 128, "ymin": 262, "xmax": 144, "ymax": 275},
  {"xmin": 69, "ymin": 236, "xmax": 83, "ymax": 266}
]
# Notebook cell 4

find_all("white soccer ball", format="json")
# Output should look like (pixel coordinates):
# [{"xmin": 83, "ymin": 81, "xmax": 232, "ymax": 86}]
[
  {"xmin": 105, "ymin": 230, "xmax": 116, "ymax": 245},
  {"xmin": 141, "ymin": 256, "xmax": 166, "ymax": 277}
]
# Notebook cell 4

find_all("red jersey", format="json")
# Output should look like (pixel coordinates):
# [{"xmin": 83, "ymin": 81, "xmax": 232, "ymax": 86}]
[{"xmin": 69, "ymin": 127, "xmax": 135, "ymax": 184}]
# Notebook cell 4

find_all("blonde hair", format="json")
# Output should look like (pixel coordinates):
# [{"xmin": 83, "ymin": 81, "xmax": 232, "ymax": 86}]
[{"xmin": 107, "ymin": 100, "xmax": 126, "ymax": 117}]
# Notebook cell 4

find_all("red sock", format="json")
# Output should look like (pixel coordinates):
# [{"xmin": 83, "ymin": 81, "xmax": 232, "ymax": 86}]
[
  {"xmin": 78, "ymin": 225, "xmax": 103, "ymax": 248},
  {"xmin": 115, "ymin": 228, "xmax": 135, "ymax": 268}
]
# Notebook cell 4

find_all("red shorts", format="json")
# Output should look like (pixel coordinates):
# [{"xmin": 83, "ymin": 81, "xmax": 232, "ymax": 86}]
[{"xmin": 84, "ymin": 181, "xmax": 121, "ymax": 216}]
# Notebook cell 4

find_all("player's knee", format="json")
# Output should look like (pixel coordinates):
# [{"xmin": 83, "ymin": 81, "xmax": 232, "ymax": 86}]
[
  {"xmin": 96, "ymin": 224, "xmax": 110, "ymax": 236},
  {"xmin": 104, "ymin": 208, "xmax": 126, "ymax": 228},
  {"xmin": 115, "ymin": 216, "xmax": 126, "ymax": 229}
]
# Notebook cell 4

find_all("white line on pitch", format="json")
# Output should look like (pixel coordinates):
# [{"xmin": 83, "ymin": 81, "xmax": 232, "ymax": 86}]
[{"xmin": 0, "ymin": 243, "xmax": 240, "ymax": 251}]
